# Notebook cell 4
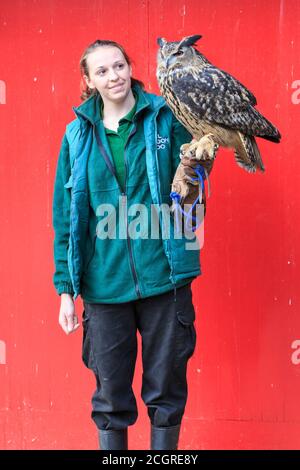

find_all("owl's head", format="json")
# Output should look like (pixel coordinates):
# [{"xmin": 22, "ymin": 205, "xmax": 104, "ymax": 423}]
[{"xmin": 157, "ymin": 35, "xmax": 205, "ymax": 71}]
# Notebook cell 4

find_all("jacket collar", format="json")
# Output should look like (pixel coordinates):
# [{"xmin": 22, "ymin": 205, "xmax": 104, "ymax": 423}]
[{"xmin": 72, "ymin": 83, "xmax": 166, "ymax": 125}]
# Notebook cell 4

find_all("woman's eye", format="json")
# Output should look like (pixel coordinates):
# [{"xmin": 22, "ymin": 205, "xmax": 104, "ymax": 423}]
[
  {"xmin": 97, "ymin": 70, "xmax": 105, "ymax": 75},
  {"xmin": 117, "ymin": 63, "xmax": 124, "ymax": 69}
]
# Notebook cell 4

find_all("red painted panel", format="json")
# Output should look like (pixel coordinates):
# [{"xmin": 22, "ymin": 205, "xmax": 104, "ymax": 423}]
[{"xmin": 0, "ymin": 0, "xmax": 299, "ymax": 449}]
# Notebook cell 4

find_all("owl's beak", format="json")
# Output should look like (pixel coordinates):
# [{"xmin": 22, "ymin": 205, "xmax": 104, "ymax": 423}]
[{"xmin": 166, "ymin": 57, "xmax": 171, "ymax": 68}]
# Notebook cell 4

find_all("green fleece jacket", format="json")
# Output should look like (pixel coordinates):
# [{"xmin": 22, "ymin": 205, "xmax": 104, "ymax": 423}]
[{"xmin": 52, "ymin": 84, "xmax": 201, "ymax": 302}]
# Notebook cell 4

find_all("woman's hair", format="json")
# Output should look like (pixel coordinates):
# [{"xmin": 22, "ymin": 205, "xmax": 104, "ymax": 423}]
[{"xmin": 79, "ymin": 39, "xmax": 145, "ymax": 101}]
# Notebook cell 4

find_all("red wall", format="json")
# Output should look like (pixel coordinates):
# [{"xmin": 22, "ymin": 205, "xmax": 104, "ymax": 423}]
[{"xmin": 0, "ymin": 0, "xmax": 299, "ymax": 450}]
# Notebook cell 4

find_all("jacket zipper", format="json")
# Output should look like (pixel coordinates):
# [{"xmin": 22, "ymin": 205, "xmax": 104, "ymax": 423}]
[
  {"xmin": 93, "ymin": 122, "xmax": 142, "ymax": 299},
  {"xmin": 123, "ymin": 123, "xmax": 142, "ymax": 299}
]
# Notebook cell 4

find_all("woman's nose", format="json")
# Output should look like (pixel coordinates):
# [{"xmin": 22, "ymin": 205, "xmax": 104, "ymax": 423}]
[{"xmin": 108, "ymin": 68, "xmax": 119, "ymax": 80}]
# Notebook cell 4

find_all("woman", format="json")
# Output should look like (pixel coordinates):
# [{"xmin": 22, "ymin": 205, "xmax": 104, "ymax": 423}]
[{"xmin": 52, "ymin": 39, "xmax": 213, "ymax": 450}]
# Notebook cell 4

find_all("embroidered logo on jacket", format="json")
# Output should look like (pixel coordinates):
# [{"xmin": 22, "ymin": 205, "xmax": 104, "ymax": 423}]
[{"xmin": 157, "ymin": 134, "xmax": 170, "ymax": 150}]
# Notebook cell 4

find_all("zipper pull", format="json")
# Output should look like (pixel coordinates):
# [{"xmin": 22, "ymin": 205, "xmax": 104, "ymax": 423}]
[{"xmin": 119, "ymin": 193, "xmax": 127, "ymax": 239}]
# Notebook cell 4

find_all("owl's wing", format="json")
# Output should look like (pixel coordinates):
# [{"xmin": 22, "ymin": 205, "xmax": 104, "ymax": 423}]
[{"xmin": 171, "ymin": 65, "xmax": 264, "ymax": 135}]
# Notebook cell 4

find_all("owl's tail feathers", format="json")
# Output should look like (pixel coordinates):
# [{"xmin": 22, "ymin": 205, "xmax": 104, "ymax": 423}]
[
  {"xmin": 235, "ymin": 132, "xmax": 265, "ymax": 173},
  {"xmin": 251, "ymin": 108, "xmax": 281, "ymax": 143},
  {"xmin": 261, "ymin": 133, "xmax": 281, "ymax": 144}
]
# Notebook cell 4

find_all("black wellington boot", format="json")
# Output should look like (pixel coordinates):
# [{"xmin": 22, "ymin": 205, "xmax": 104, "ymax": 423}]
[
  {"xmin": 98, "ymin": 428, "xmax": 128, "ymax": 450},
  {"xmin": 150, "ymin": 424, "xmax": 181, "ymax": 450}
]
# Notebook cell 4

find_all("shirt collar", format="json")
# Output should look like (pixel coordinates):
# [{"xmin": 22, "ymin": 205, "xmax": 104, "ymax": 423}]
[{"xmin": 100, "ymin": 89, "xmax": 138, "ymax": 124}]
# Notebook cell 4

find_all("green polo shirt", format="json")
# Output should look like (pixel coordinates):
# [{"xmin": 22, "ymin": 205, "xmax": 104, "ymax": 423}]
[{"xmin": 100, "ymin": 92, "xmax": 137, "ymax": 191}]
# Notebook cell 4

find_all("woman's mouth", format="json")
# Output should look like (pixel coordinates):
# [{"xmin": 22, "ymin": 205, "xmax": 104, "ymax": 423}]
[{"xmin": 110, "ymin": 83, "xmax": 124, "ymax": 90}]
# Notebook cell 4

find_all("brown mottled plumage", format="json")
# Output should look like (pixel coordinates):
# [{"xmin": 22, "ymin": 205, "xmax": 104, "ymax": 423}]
[{"xmin": 156, "ymin": 35, "xmax": 281, "ymax": 173}]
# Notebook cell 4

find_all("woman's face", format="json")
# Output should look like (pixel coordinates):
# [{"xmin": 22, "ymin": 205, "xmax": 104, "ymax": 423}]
[{"xmin": 84, "ymin": 46, "xmax": 132, "ymax": 104}]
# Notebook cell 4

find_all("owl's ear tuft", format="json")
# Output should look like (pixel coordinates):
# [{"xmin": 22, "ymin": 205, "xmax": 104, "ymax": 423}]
[
  {"xmin": 157, "ymin": 37, "xmax": 166, "ymax": 47},
  {"xmin": 179, "ymin": 35, "xmax": 202, "ymax": 48}
]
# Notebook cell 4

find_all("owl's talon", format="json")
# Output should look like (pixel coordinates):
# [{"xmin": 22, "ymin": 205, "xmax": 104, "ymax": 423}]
[{"xmin": 179, "ymin": 134, "xmax": 218, "ymax": 162}]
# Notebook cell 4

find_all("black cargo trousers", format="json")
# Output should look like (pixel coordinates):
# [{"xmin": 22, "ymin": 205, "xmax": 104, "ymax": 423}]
[{"xmin": 82, "ymin": 283, "xmax": 197, "ymax": 431}]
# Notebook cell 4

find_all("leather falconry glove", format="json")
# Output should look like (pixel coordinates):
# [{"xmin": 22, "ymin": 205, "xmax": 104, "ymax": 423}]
[{"xmin": 170, "ymin": 134, "xmax": 218, "ymax": 229}]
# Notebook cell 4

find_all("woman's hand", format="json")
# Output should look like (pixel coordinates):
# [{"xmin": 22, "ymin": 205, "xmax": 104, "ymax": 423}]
[{"xmin": 59, "ymin": 293, "xmax": 80, "ymax": 335}]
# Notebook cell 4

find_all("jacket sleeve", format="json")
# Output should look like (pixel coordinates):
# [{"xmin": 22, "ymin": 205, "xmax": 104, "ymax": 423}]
[
  {"xmin": 170, "ymin": 113, "xmax": 208, "ymax": 217},
  {"xmin": 170, "ymin": 113, "xmax": 193, "ymax": 179},
  {"xmin": 52, "ymin": 133, "xmax": 74, "ymax": 296}
]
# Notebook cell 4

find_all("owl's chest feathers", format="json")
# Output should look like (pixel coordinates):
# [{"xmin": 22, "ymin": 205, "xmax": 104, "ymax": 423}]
[
  {"xmin": 162, "ymin": 72, "xmax": 237, "ymax": 147},
  {"xmin": 162, "ymin": 68, "xmax": 203, "ymax": 134},
  {"xmin": 162, "ymin": 75, "xmax": 196, "ymax": 132},
  {"xmin": 163, "ymin": 81, "xmax": 203, "ymax": 136}
]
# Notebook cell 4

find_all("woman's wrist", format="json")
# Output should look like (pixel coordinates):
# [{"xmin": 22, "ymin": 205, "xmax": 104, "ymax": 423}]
[{"xmin": 61, "ymin": 293, "xmax": 73, "ymax": 301}]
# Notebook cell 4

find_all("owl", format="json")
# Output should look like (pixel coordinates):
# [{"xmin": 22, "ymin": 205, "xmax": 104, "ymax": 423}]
[{"xmin": 156, "ymin": 35, "xmax": 281, "ymax": 173}]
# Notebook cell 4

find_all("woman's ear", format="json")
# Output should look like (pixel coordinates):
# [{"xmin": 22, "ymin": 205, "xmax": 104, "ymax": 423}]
[{"xmin": 83, "ymin": 74, "xmax": 95, "ymax": 89}]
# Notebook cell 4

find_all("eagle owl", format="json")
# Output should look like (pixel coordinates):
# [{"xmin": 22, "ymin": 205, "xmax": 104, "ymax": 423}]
[{"xmin": 156, "ymin": 35, "xmax": 281, "ymax": 173}]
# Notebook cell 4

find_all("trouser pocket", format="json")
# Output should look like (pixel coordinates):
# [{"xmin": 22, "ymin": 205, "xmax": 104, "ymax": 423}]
[
  {"xmin": 175, "ymin": 284, "xmax": 197, "ymax": 362},
  {"xmin": 82, "ymin": 308, "xmax": 98, "ymax": 374}
]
